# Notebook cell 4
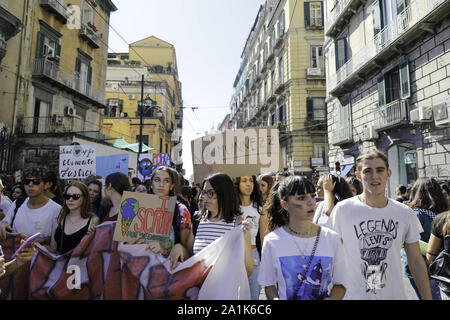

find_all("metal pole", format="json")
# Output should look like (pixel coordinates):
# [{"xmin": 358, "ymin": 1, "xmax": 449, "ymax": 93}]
[{"xmin": 137, "ymin": 74, "xmax": 144, "ymax": 173}]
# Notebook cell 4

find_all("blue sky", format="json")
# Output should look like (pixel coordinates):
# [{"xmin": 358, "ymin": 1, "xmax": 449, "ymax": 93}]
[{"xmin": 108, "ymin": 0, "xmax": 266, "ymax": 180}]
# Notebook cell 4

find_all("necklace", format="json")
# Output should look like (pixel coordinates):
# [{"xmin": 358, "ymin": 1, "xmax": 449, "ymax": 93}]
[{"xmin": 287, "ymin": 224, "xmax": 312, "ymax": 237}]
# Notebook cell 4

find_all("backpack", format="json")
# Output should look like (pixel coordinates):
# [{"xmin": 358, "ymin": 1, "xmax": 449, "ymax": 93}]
[
  {"xmin": 10, "ymin": 197, "xmax": 27, "ymax": 229},
  {"xmin": 429, "ymin": 235, "xmax": 450, "ymax": 294}
]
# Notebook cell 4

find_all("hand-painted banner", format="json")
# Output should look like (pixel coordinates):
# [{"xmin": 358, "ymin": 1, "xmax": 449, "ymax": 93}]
[
  {"xmin": 0, "ymin": 223, "xmax": 249, "ymax": 300},
  {"xmin": 138, "ymin": 153, "xmax": 172, "ymax": 181},
  {"xmin": 96, "ymin": 154, "xmax": 129, "ymax": 178},
  {"xmin": 113, "ymin": 192, "xmax": 176, "ymax": 246},
  {"xmin": 59, "ymin": 145, "xmax": 96, "ymax": 179}
]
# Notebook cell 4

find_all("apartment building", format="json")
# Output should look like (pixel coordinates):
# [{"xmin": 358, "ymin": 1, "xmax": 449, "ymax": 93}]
[
  {"xmin": 0, "ymin": 0, "xmax": 117, "ymax": 175},
  {"xmin": 104, "ymin": 36, "xmax": 183, "ymax": 172},
  {"xmin": 324, "ymin": 0, "xmax": 450, "ymax": 196},
  {"xmin": 230, "ymin": 0, "xmax": 327, "ymax": 177}
]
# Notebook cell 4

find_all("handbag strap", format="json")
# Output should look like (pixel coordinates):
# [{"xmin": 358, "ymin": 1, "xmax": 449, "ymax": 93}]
[{"xmin": 300, "ymin": 226, "xmax": 322, "ymax": 281}]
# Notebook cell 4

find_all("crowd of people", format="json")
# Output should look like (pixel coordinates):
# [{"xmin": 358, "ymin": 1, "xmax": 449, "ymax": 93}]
[{"xmin": 1, "ymin": 148, "xmax": 450, "ymax": 300}]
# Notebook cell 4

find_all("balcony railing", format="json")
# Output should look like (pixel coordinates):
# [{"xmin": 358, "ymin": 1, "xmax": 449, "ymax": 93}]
[
  {"xmin": 327, "ymin": 0, "xmax": 446, "ymax": 96},
  {"xmin": 20, "ymin": 115, "xmax": 101, "ymax": 134},
  {"xmin": 79, "ymin": 23, "xmax": 100, "ymax": 48},
  {"xmin": 325, "ymin": 0, "xmax": 352, "ymax": 35},
  {"xmin": 33, "ymin": 58, "xmax": 106, "ymax": 106},
  {"xmin": 377, "ymin": 100, "xmax": 409, "ymax": 130},
  {"xmin": 40, "ymin": 0, "xmax": 69, "ymax": 23}
]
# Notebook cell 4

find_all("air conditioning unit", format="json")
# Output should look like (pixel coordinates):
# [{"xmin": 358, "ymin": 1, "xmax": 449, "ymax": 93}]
[
  {"xmin": 363, "ymin": 125, "xmax": 379, "ymax": 141},
  {"xmin": 128, "ymin": 94, "xmax": 136, "ymax": 100},
  {"xmin": 307, "ymin": 67, "xmax": 322, "ymax": 76},
  {"xmin": 64, "ymin": 106, "xmax": 76, "ymax": 116},
  {"xmin": 410, "ymin": 106, "xmax": 433, "ymax": 124},
  {"xmin": 433, "ymin": 97, "xmax": 450, "ymax": 127}
]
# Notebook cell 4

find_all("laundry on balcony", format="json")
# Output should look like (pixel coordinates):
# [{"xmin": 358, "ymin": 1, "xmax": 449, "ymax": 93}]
[{"xmin": 110, "ymin": 137, "xmax": 155, "ymax": 153}]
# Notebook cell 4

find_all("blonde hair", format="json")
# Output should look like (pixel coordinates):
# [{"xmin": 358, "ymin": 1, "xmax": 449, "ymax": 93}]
[{"xmin": 356, "ymin": 149, "xmax": 389, "ymax": 172}]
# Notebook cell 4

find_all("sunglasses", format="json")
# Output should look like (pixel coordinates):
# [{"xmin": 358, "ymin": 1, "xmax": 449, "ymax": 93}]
[
  {"xmin": 63, "ymin": 194, "xmax": 83, "ymax": 200},
  {"xmin": 23, "ymin": 178, "xmax": 42, "ymax": 185}
]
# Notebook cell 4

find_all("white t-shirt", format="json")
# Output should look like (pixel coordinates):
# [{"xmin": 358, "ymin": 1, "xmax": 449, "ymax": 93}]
[
  {"xmin": 0, "ymin": 196, "xmax": 12, "ymax": 214},
  {"xmin": 240, "ymin": 204, "xmax": 260, "ymax": 246},
  {"xmin": 258, "ymin": 226, "xmax": 346, "ymax": 300},
  {"xmin": 193, "ymin": 218, "xmax": 236, "ymax": 255},
  {"xmin": 329, "ymin": 196, "xmax": 423, "ymax": 300},
  {"xmin": 3, "ymin": 197, "xmax": 62, "ymax": 238},
  {"xmin": 313, "ymin": 201, "xmax": 330, "ymax": 226}
]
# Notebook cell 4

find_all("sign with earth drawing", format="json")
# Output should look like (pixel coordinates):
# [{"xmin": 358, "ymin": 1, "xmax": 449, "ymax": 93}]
[{"xmin": 113, "ymin": 191, "xmax": 177, "ymax": 246}]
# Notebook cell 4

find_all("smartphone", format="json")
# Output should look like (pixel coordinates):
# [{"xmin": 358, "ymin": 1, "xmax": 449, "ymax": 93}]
[{"xmin": 11, "ymin": 232, "xmax": 40, "ymax": 259}]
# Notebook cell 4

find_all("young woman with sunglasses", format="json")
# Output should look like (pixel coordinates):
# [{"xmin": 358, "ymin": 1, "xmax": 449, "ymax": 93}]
[
  {"xmin": 49, "ymin": 182, "xmax": 99, "ymax": 254},
  {"xmin": 258, "ymin": 176, "xmax": 346, "ymax": 300},
  {"xmin": 235, "ymin": 175, "xmax": 268, "ymax": 300}
]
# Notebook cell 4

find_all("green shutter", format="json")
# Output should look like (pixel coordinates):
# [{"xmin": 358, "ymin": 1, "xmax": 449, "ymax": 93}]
[
  {"xmin": 36, "ymin": 32, "xmax": 45, "ymax": 58},
  {"xmin": 307, "ymin": 97, "xmax": 313, "ymax": 119},
  {"xmin": 87, "ymin": 65, "xmax": 92, "ymax": 84},
  {"xmin": 75, "ymin": 58, "xmax": 81, "ymax": 73},
  {"xmin": 304, "ymin": 2, "xmax": 310, "ymax": 27},
  {"xmin": 55, "ymin": 43, "xmax": 61, "ymax": 57},
  {"xmin": 119, "ymin": 100, "xmax": 124, "ymax": 114},
  {"xmin": 321, "ymin": 1, "xmax": 324, "ymax": 26},
  {"xmin": 399, "ymin": 60, "xmax": 410, "ymax": 99}
]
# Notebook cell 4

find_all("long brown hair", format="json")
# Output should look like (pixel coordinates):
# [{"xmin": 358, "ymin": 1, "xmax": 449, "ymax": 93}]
[
  {"xmin": 408, "ymin": 178, "xmax": 449, "ymax": 214},
  {"xmin": 57, "ymin": 182, "xmax": 92, "ymax": 225},
  {"xmin": 442, "ymin": 211, "xmax": 450, "ymax": 236}
]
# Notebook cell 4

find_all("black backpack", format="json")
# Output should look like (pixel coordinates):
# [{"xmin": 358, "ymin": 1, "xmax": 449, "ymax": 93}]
[
  {"xmin": 429, "ymin": 235, "xmax": 450, "ymax": 294},
  {"xmin": 10, "ymin": 197, "xmax": 27, "ymax": 228}
]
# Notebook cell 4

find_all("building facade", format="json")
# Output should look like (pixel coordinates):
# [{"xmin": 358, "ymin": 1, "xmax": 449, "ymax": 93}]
[
  {"xmin": 229, "ymin": 0, "xmax": 328, "ymax": 177},
  {"xmin": 105, "ymin": 36, "xmax": 183, "ymax": 172},
  {"xmin": 0, "ymin": 0, "xmax": 117, "ymax": 176},
  {"xmin": 324, "ymin": 0, "xmax": 450, "ymax": 197}
]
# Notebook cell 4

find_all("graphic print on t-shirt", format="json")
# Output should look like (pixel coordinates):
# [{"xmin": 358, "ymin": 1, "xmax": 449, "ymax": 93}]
[
  {"xmin": 279, "ymin": 255, "xmax": 332, "ymax": 300},
  {"xmin": 353, "ymin": 218, "xmax": 399, "ymax": 294}
]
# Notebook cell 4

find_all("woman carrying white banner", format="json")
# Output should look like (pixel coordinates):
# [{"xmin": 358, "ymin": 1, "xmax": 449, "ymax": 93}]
[{"xmin": 258, "ymin": 176, "xmax": 347, "ymax": 300}]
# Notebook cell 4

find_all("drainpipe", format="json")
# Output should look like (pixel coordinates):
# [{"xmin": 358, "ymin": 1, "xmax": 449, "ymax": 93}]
[{"xmin": 12, "ymin": 0, "xmax": 30, "ymax": 134}]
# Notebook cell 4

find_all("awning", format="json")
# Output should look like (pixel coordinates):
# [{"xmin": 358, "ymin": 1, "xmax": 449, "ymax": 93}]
[
  {"xmin": 331, "ymin": 164, "xmax": 354, "ymax": 177},
  {"xmin": 111, "ymin": 138, "xmax": 155, "ymax": 153}
]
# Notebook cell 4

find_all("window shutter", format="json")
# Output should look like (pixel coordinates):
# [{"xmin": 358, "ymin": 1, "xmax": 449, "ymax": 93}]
[
  {"xmin": 304, "ymin": 2, "xmax": 310, "ymax": 27},
  {"xmin": 55, "ymin": 43, "xmax": 61, "ymax": 57},
  {"xmin": 377, "ymin": 75, "xmax": 386, "ymax": 106},
  {"xmin": 36, "ymin": 32, "xmax": 45, "ymax": 58},
  {"xmin": 75, "ymin": 58, "xmax": 81, "ymax": 73},
  {"xmin": 321, "ymin": 1, "xmax": 324, "ymax": 26},
  {"xmin": 119, "ymin": 100, "xmax": 124, "ymax": 114},
  {"xmin": 307, "ymin": 97, "xmax": 314, "ymax": 119},
  {"xmin": 87, "ymin": 65, "xmax": 92, "ymax": 84},
  {"xmin": 399, "ymin": 60, "xmax": 410, "ymax": 99}
]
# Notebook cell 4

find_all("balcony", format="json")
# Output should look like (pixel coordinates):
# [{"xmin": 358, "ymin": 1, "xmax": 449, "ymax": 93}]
[
  {"xmin": 274, "ymin": 77, "xmax": 286, "ymax": 94},
  {"xmin": 327, "ymin": 0, "xmax": 448, "ymax": 96},
  {"xmin": 376, "ymin": 100, "xmax": 409, "ymax": 131},
  {"xmin": 332, "ymin": 103, "xmax": 353, "ymax": 145},
  {"xmin": 40, "ymin": 0, "xmax": 69, "ymax": 23},
  {"xmin": 274, "ymin": 33, "xmax": 285, "ymax": 51},
  {"xmin": 33, "ymin": 58, "xmax": 106, "ymax": 107},
  {"xmin": 325, "ymin": 0, "xmax": 363, "ymax": 38},
  {"xmin": 79, "ymin": 23, "xmax": 100, "ymax": 48},
  {"xmin": 306, "ymin": 17, "xmax": 323, "ymax": 30},
  {"xmin": 20, "ymin": 115, "xmax": 98, "ymax": 134}
]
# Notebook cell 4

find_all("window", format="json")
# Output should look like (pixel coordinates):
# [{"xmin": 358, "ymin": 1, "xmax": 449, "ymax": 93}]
[
  {"xmin": 278, "ymin": 11, "xmax": 285, "ymax": 36},
  {"xmin": 264, "ymin": 80, "xmax": 267, "ymax": 100},
  {"xmin": 263, "ymin": 43, "xmax": 268, "ymax": 61},
  {"xmin": 160, "ymin": 138, "xmax": 163, "ymax": 152},
  {"xmin": 335, "ymin": 37, "xmax": 347, "ymax": 71},
  {"xmin": 120, "ymin": 55, "xmax": 129, "ymax": 60},
  {"xmin": 315, "ymin": 145, "xmax": 327, "ymax": 165},
  {"xmin": 136, "ymin": 135, "xmax": 149, "ymax": 147},
  {"xmin": 306, "ymin": 97, "xmax": 326, "ymax": 121},
  {"xmin": 372, "ymin": 0, "xmax": 390, "ymax": 36},
  {"xmin": 311, "ymin": 46, "xmax": 323, "ymax": 69},
  {"xmin": 36, "ymin": 32, "xmax": 61, "ymax": 60},
  {"xmin": 165, "ymin": 143, "xmax": 168, "ymax": 153},
  {"xmin": 75, "ymin": 57, "xmax": 92, "ymax": 88},
  {"xmin": 304, "ymin": 1, "xmax": 324, "ymax": 27},
  {"xmin": 377, "ymin": 60, "xmax": 410, "ymax": 105},
  {"xmin": 278, "ymin": 104, "xmax": 286, "ymax": 124},
  {"xmin": 271, "ymin": 70, "xmax": 275, "ymax": 92},
  {"xmin": 270, "ymin": 112, "xmax": 276, "ymax": 126},
  {"xmin": 278, "ymin": 57, "xmax": 284, "ymax": 82},
  {"xmin": 82, "ymin": 0, "xmax": 94, "ymax": 25}
]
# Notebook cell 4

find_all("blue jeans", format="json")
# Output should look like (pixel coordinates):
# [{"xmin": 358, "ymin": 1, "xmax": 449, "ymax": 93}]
[
  {"xmin": 409, "ymin": 278, "xmax": 442, "ymax": 300},
  {"xmin": 248, "ymin": 248, "xmax": 261, "ymax": 300}
]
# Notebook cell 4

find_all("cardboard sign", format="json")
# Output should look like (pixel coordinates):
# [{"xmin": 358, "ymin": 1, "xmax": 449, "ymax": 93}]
[
  {"xmin": 96, "ymin": 154, "xmax": 129, "ymax": 178},
  {"xmin": 137, "ymin": 153, "xmax": 172, "ymax": 181},
  {"xmin": 113, "ymin": 191, "xmax": 176, "ymax": 246},
  {"xmin": 59, "ymin": 145, "xmax": 96, "ymax": 179},
  {"xmin": 191, "ymin": 126, "xmax": 282, "ymax": 183}
]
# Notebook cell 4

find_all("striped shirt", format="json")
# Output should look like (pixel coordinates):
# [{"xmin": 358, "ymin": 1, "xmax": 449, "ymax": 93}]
[{"xmin": 193, "ymin": 218, "xmax": 236, "ymax": 255}]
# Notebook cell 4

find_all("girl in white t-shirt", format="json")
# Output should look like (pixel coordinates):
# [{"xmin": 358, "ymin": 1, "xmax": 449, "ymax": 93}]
[
  {"xmin": 235, "ymin": 175, "xmax": 269, "ymax": 300},
  {"xmin": 258, "ymin": 176, "xmax": 346, "ymax": 300}
]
